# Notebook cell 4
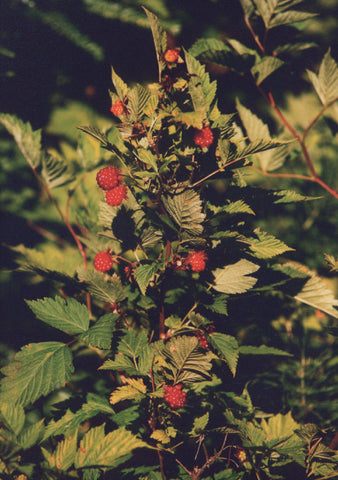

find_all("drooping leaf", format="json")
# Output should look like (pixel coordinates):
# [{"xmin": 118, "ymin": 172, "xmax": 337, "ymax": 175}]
[
  {"xmin": 251, "ymin": 56, "xmax": 285, "ymax": 85},
  {"xmin": 0, "ymin": 403, "xmax": 25, "ymax": 436},
  {"xmin": 143, "ymin": 7, "xmax": 167, "ymax": 79},
  {"xmin": 246, "ymin": 229, "xmax": 294, "ymax": 259},
  {"xmin": 77, "ymin": 269, "xmax": 127, "ymax": 304},
  {"xmin": 209, "ymin": 333, "xmax": 239, "ymax": 376},
  {"xmin": 212, "ymin": 259, "xmax": 260, "ymax": 294},
  {"xmin": 74, "ymin": 425, "xmax": 147, "ymax": 468},
  {"xmin": 110, "ymin": 378, "xmax": 147, "ymax": 405},
  {"xmin": 26, "ymin": 296, "xmax": 90, "ymax": 335},
  {"xmin": 163, "ymin": 189, "xmax": 205, "ymax": 236},
  {"xmin": 239, "ymin": 345, "xmax": 292, "ymax": 356},
  {"xmin": 0, "ymin": 342, "xmax": 74, "ymax": 407},
  {"xmin": 163, "ymin": 335, "xmax": 213, "ymax": 383},
  {"xmin": 0, "ymin": 113, "xmax": 41, "ymax": 168},
  {"xmin": 111, "ymin": 65, "xmax": 128, "ymax": 100},
  {"xmin": 134, "ymin": 263, "xmax": 159, "ymax": 295},
  {"xmin": 78, "ymin": 313, "xmax": 118, "ymax": 350},
  {"xmin": 307, "ymin": 50, "xmax": 338, "ymax": 106}
]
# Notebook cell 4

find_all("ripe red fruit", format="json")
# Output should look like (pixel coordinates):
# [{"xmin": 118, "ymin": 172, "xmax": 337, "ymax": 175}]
[
  {"xmin": 96, "ymin": 166, "xmax": 122, "ymax": 190},
  {"xmin": 94, "ymin": 251, "xmax": 114, "ymax": 272},
  {"xmin": 111, "ymin": 100, "xmax": 125, "ymax": 116},
  {"xmin": 105, "ymin": 184, "xmax": 128, "ymax": 206},
  {"xmin": 193, "ymin": 126, "xmax": 214, "ymax": 148},
  {"xmin": 186, "ymin": 250, "xmax": 208, "ymax": 272},
  {"xmin": 164, "ymin": 49, "xmax": 179, "ymax": 63},
  {"xmin": 163, "ymin": 384, "xmax": 186, "ymax": 409},
  {"xmin": 196, "ymin": 331, "xmax": 209, "ymax": 349}
]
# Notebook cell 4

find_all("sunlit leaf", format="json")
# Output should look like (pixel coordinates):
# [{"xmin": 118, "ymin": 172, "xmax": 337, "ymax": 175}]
[
  {"xmin": 212, "ymin": 259, "xmax": 260, "ymax": 294},
  {"xmin": 77, "ymin": 269, "xmax": 127, "ymax": 304},
  {"xmin": 209, "ymin": 333, "xmax": 239, "ymax": 376}
]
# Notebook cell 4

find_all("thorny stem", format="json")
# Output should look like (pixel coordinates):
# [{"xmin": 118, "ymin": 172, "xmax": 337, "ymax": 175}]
[{"xmin": 31, "ymin": 166, "xmax": 92, "ymax": 313}]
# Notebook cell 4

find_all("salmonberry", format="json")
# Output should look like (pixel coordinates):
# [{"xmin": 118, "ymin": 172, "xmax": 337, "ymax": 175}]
[
  {"xmin": 111, "ymin": 100, "xmax": 125, "ymax": 116},
  {"xmin": 105, "ymin": 184, "xmax": 128, "ymax": 206},
  {"xmin": 193, "ymin": 126, "xmax": 214, "ymax": 148},
  {"xmin": 186, "ymin": 250, "xmax": 208, "ymax": 272},
  {"xmin": 164, "ymin": 49, "xmax": 179, "ymax": 63},
  {"xmin": 196, "ymin": 331, "xmax": 209, "ymax": 349},
  {"xmin": 163, "ymin": 384, "xmax": 186, "ymax": 409},
  {"xmin": 94, "ymin": 251, "xmax": 114, "ymax": 272},
  {"xmin": 96, "ymin": 166, "xmax": 122, "ymax": 190}
]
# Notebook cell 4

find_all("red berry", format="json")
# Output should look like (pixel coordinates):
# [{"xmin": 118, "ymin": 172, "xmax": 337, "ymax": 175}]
[
  {"xmin": 164, "ymin": 49, "xmax": 179, "ymax": 63},
  {"xmin": 94, "ymin": 251, "xmax": 114, "ymax": 272},
  {"xmin": 105, "ymin": 184, "xmax": 128, "ymax": 206},
  {"xmin": 163, "ymin": 384, "xmax": 186, "ymax": 409},
  {"xmin": 111, "ymin": 100, "xmax": 125, "ymax": 116},
  {"xmin": 186, "ymin": 251, "xmax": 207, "ymax": 272},
  {"xmin": 196, "ymin": 331, "xmax": 209, "ymax": 349},
  {"xmin": 96, "ymin": 166, "xmax": 122, "ymax": 190},
  {"xmin": 193, "ymin": 127, "xmax": 214, "ymax": 148}
]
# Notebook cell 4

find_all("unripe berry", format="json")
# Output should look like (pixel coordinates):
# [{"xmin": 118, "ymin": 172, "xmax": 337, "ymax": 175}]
[
  {"xmin": 193, "ymin": 126, "xmax": 214, "ymax": 148},
  {"xmin": 96, "ymin": 166, "xmax": 122, "ymax": 190},
  {"xmin": 105, "ymin": 184, "xmax": 128, "ymax": 206},
  {"xmin": 186, "ymin": 250, "xmax": 208, "ymax": 272},
  {"xmin": 164, "ymin": 49, "xmax": 179, "ymax": 63},
  {"xmin": 163, "ymin": 384, "xmax": 186, "ymax": 409},
  {"xmin": 111, "ymin": 100, "xmax": 125, "ymax": 116},
  {"xmin": 94, "ymin": 251, "xmax": 114, "ymax": 272}
]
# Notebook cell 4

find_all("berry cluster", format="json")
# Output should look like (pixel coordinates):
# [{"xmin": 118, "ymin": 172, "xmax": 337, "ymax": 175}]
[
  {"xmin": 164, "ymin": 48, "xmax": 179, "ymax": 63},
  {"xmin": 111, "ymin": 100, "xmax": 125, "ymax": 116},
  {"xmin": 193, "ymin": 126, "xmax": 214, "ymax": 148},
  {"xmin": 96, "ymin": 166, "xmax": 128, "ymax": 206},
  {"xmin": 163, "ymin": 384, "xmax": 186, "ymax": 409},
  {"xmin": 94, "ymin": 251, "xmax": 114, "ymax": 272},
  {"xmin": 196, "ymin": 331, "xmax": 209, "ymax": 349},
  {"xmin": 186, "ymin": 250, "xmax": 208, "ymax": 272}
]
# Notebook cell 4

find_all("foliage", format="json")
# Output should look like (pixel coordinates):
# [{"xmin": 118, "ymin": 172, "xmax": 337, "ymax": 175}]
[{"xmin": 0, "ymin": 2, "xmax": 337, "ymax": 480}]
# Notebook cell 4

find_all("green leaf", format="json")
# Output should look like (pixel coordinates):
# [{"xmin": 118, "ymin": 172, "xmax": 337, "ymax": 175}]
[
  {"xmin": 143, "ymin": 7, "xmax": 167, "ymax": 79},
  {"xmin": 239, "ymin": 345, "xmax": 292, "ymax": 356},
  {"xmin": 209, "ymin": 333, "xmax": 239, "ymax": 376},
  {"xmin": 273, "ymin": 189, "xmax": 319, "ymax": 203},
  {"xmin": 74, "ymin": 425, "xmax": 147, "ymax": 468},
  {"xmin": 150, "ymin": 429, "xmax": 170, "ymax": 444},
  {"xmin": 212, "ymin": 259, "xmax": 260, "ymax": 294},
  {"xmin": 238, "ymin": 0, "xmax": 255, "ymax": 17},
  {"xmin": 185, "ymin": 50, "xmax": 217, "ymax": 116},
  {"xmin": 78, "ymin": 314, "xmax": 118, "ymax": 350},
  {"xmin": 40, "ymin": 152, "xmax": 73, "ymax": 189},
  {"xmin": 17, "ymin": 419, "xmax": 44, "ymax": 449},
  {"xmin": 99, "ymin": 357, "xmax": 139, "ymax": 376},
  {"xmin": 26, "ymin": 296, "xmax": 90, "ymax": 335},
  {"xmin": 324, "ymin": 254, "xmax": 338, "ymax": 272},
  {"xmin": 163, "ymin": 335, "xmax": 212, "ymax": 383},
  {"xmin": 44, "ymin": 430, "xmax": 78, "ymax": 471},
  {"xmin": 208, "ymin": 199, "xmax": 255, "ymax": 216},
  {"xmin": 204, "ymin": 294, "xmax": 228, "ymax": 315},
  {"xmin": 307, "ymin": 50, "xmax": 338, "ymax": 106},
  {"xmin": 163, "ymin": 189, "xmax": 205, "ymax": 236},
  {"xmin": 77, "ymin": 125, "xmax": 109, "ymax": 147},
  {"xmin": 172, "ymin": 110, "xmax": 205, "ymax": 129},
  {"xmin": 118, "ymin": 330, "xmax": 149, "ymax": 358},
  {"xmin": 0, "ymin": 342, "xmax": 74, "ymax": 407},
  {"xmin": 127, "ymin": 84, "xmax": 151, "ymax": 122},
  {"xmin": 190, "ymin": 412, "xmax": 209, "ymax": 436},
  {"xmin": 77, "ymin": 269, "xmax": 127, "ymax": 304},
  {"xmin": 246, "ymin": 229, "xmax": 294, "ymax": 259},
  {"xmin": 0, "ymin": 113, "xmax": 41, "ymax": 168},
  {"xmin": 111, "ymin": 65, "xmax": 128, "ymax": 100},
  {"xmin": 251, "ymin": 56, "xmax": 285, "ymax": 85},
  {"xmin": 134, "ymin": 263, "xmax": 159, "ymax": 295},
  {"xmin": 0, "ymin": 403, "xmax": 25, "ymax": 436},
  {"xmin": 110, "ymin": 378, "xmax": 147, "ymax": 405},
  {"xmin": 269, "ymin": 10, "xmax": 316, "ymax": 27}
]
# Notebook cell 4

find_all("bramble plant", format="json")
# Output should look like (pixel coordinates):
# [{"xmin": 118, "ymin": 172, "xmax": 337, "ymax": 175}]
[{"xmin": 0, "ymin": 2, "xmax": 338, "ymax": 480}]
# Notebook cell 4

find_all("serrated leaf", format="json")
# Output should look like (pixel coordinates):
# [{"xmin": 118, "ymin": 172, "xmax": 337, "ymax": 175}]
[
  {"xmin": 239, "ymin": 345, "xmax": 292, "ymax": 356},
  {"xmin": 134, "ymin": 263, "xmax": 159, "ymax": 295},
  {"xmin": 273, "ymin": 189, "xmax": 318, "ymax": 203},
  {"xmin": 17, "ymin": 419, "xmax": 44, "ymax": 449},
  {"xmin": 308, "ymin": 50, "xmax": 338, "ymax": 106},
  {"xmin": 47, "ymin": 430, "xmax": 78, "ymax": 471},
  {"xmin": 99, "ymin": 356, "xmax": 139, "ymax": 376},
  {"xmin": 110, "ymin": 378, "xmax": 147, "ymax": 405},
  {"xmin": 78, "ymin": 314, "xmax": 118, "ymax": 350},
  {"xmin": 143, "ymin": 7, "xmax": 167, "ymax": 79},
  {"xmin": 40, "ymin": 152, "xmax": 73, "ymax": 189},
  {"xmin": 74, "ymin": 425, "xmax": 147, "ymax": 468},
  {"xmin": 185, "ymin": 50, "xmax": 217, "ymax": 116},
  {"xmin": 269, "ymin": 10, "xmax": 316, "ymax": 27},
  {"xmin": 111, "ymin": 65, "xmax": 128, "ymax": 100},
  {"xmin": 239, "ymin": 0, "xmax": 255, "ymax": 17},
  {"xmin": 208, "ymin": 199, "xmax": 255, "ymax": 216},
  {"xmin": 209, "ymin": 333, "xmax": 239, "ymax": 376},
  {"xmin": 251, "ymin": 56, "xmax": 285, "ymax": 85},
  {"xmin": 212, "ymin": 259, "xmax": 260, "ymax": 294},
  {"xmin": 246, "ymin": 229, "xmax": 294, "ymax": 258},
  {"xmin": 127, "ymin": 84, "xmax": 151, "ymax": 122},
  {"xmin": 150, "ymin": 430, "xmax": 170, "ymax": 444},
  {"xmin": 77, "ymin": 269, "xmax": 127, "ymax": 304},
  {"xmin": 0, "ymin": 342, "xmax": 74, "ymax": 407},
  {"xmin": 204, "ymin": 294, "xmax": 228, "ymax": 315},
  {"xmin": 190, "ymin": 412, "xmax": 209, "ymax": 436},
  {"xmin": 163, "ymin": 335, "xmax": 212, "ymax": 383},
  {"xmin": 324, "ymin": 254, "xmax": 338, "ymax": 272},
  {"xmin": 137, "ymin": 148, "xmax": 158, "ymax": 172},
  {"xmin": 118, "ymin": 330, "xmax": 149, "ymax": 358},
  {"xmin": 0, "ymin": 113, "xmax": 41, "ymax": 168},
  {"xmin": 26, "ymin": 296, "xmax": 90, "ymax": 335},
  {"xmin": 77, "ymin": 125, "xmax": 109, "ymax": 147},
  {"xmin": 173, "ymin": 110, "xmax": 205, "ymax": 129},
  {"xmin": 0, "ymin": 403, "xmax": 25, "ymax": 436},
  {"xmin": 163, "ymin": 189, "xmax": 205, "ymax": 236}
]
